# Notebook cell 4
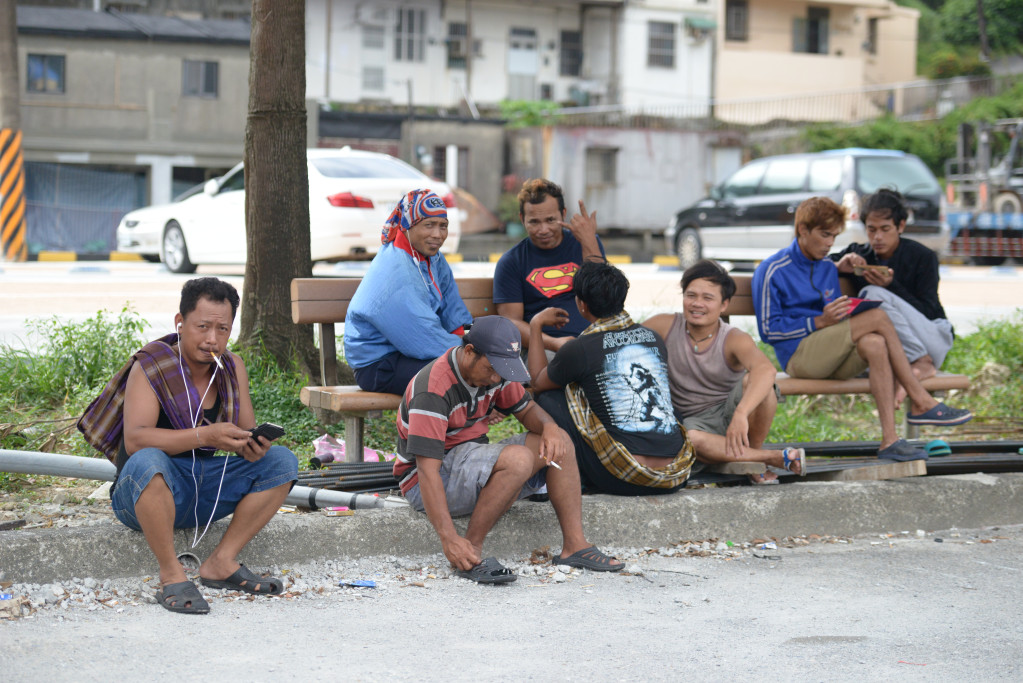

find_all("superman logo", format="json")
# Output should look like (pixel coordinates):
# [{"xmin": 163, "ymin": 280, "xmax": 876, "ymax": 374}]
[{"xmin": 527, "ymin": 262, "xmax": 579, "ymax": 298}]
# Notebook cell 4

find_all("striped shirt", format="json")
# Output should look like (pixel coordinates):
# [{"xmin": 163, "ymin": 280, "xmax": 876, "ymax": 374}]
[{"xmin": 393, "ymin": 347, "xmax": 530, "ymax": 494}]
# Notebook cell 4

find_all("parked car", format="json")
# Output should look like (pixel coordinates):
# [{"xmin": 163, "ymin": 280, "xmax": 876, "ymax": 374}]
[
  {"xmin": 116, "ymin": 148, "xmax": 462, "ymax": 273},
  {"xmin": 664, "ymin": 148, "xmax": 950, "ymax": 269}
]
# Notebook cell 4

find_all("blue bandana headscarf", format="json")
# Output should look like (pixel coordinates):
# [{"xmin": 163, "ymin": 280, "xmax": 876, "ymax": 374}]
[{"xmin": 381, "ymin": 189, "xmax": 447, "ymax": 245}]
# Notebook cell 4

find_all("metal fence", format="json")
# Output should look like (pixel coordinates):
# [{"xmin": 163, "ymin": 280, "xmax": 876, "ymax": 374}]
[
  {"xmin": 24, "ymin": 162, "xmax": 145, "ymax": 253},
  {"xmin": 553, "ymin": 74, "xmax": 1022, "ymax": 130}
]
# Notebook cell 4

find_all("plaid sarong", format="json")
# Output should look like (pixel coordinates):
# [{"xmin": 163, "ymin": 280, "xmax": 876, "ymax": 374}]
[
  {"xmin": 77, "ymin": 334, "xmax": 241, "ymax": 462},
  {"xmin": 564, "ymin": 313, "xmax": 695, "ymax": 489}
]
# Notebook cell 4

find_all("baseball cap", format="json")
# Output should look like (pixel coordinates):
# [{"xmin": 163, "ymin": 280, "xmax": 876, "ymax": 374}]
[{"xmin": 464, "ymin": 316, "xmax": 530, "ymax": 383}]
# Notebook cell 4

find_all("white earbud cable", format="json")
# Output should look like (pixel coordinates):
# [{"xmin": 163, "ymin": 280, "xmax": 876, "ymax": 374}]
[{"xmin": 177, "ymin": 330, "xmax": 231, "ymax": 549}]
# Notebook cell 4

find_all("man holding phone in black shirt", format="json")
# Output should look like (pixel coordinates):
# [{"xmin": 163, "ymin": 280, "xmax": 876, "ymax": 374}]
[{"xmin": 833, "ymin": 188, "xmax": 955, "ymax": 399}]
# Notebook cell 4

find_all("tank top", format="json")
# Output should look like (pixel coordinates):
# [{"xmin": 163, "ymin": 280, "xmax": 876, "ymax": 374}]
[{"xmin": 665, "ymin": 314, "xmax": 744, "ymax": 416}]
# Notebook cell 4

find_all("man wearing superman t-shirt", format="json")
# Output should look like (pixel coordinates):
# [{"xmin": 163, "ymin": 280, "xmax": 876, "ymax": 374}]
[{"xmin": 494, "ymin": 178, "xmax": 606, "ymax": 355}]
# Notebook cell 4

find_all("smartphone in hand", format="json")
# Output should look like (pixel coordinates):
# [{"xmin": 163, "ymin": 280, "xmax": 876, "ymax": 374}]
[{"xmin": 250, "ymin": 422, "xmax": 285, "ymax": 442}]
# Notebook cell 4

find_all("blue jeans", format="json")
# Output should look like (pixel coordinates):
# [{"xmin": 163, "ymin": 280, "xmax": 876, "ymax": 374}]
[{"xmin": 111, "ymin": 446, "xmax": 298, "ymax": 531}]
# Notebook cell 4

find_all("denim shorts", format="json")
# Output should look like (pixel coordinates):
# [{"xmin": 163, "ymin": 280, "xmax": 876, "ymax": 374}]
[
  {"xmin": 111, "ymin": 446, "xmax": 298, "ymax": 531},
  {"xmin": 404, "ymin": 432, "xmax": 546, "ymax": 517}
]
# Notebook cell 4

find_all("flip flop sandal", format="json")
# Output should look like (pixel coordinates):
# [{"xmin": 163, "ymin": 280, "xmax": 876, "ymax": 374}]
[
  {"xmin": 749, "ymin": 472, "xmax": 780, "ymax": 486},
  {"xmin": 156, "ymin": 580, "xmax": 210, "ymax": 615},
  {"xmin": 553, "ymin": 546, "xmax": 624, "ymax": 572},
  {"xmin": 201, "ymin": 563, "xmax": 284, "ymax": 595},
  {"xmin": 456, "ymin": 557, "xmax": 517, "ymax": 584},
  {"xmin": 783, "ymin": 448, "xmax": 807, "ymax": 477}
]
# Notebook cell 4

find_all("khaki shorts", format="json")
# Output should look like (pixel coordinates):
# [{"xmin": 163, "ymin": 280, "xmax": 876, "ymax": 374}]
[
  {"xmin": 682, "ymin": 380, "xmax": 745, "ymax": 436},
  {"xmin": 786, "ymin": 319, "xmax": 868, "ymax": 380}
]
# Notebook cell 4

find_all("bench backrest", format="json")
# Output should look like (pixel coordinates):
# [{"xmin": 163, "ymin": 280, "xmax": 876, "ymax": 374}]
[
  {"xmin": 291, "ymin": 277, "xmax": 496, "ymax": 325},
  {"xmin": 291, "ymin": 277, "xmax": 496, "ymax": 386}
]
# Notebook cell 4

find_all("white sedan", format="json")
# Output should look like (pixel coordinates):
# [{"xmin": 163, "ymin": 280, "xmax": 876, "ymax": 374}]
[{"xmin": 116, "ymin": 148, "xmax": 462, "ymax": 273}]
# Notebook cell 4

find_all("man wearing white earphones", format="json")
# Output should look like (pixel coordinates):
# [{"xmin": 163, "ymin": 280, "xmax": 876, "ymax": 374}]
[{"xmin": 79, "ymin": 277, "xmax": 298, "ymax": 614}]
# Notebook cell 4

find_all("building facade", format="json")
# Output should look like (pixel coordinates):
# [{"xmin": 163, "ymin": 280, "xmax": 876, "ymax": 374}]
[
  {"xmin": 715, "ymin": 0, "xmax": 919, "ymax": 123},
  {"xmin": 15, "ymin": 6, "xmax": 250, "ymax": 252}
]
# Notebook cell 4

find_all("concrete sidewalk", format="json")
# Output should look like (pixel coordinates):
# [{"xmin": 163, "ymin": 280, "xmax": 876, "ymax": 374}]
[{"xmin": 3, "ymin": 472, "xmax": 1021, "ymax": 584}]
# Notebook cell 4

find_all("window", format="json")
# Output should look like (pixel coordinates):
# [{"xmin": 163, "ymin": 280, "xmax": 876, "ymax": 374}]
[
  {"xmin": 182, "ymin": 60, "xmax": 218, "ymax": 98},
  {"xmin": 794, "ymin": 8, "xmax": 829, "ymax": 55},
  {"xmin": 27, "ymin": 54, "xmax": 65, "ymax": 94},
  {"xmin": 721, "ymin": 161, "xmax": 766, "ymax": 199},
  {"xmin": 434, "ymin": 145, "xmax": 470, "ymax": 190},
  {"xmin": 539, "ymin": 83, "xmax": 553, "ymax": 100},
  {"xmin": 560, "ymin": 30, "xmax": 582, "ymax": 77},
  {"xmin": 808, "ymin": 158, "xmax": 843, "ymax": 192},
  {"xmin": 760, "ymin": 160, "xmax": 809, "ymax": 194},
  {"xmin": 865, "ymin": 17, "xmax": 878, "ymax": 55},
  {"xmin": 585, "ymin": 148, "xmax": 618, "ymax": 187},
  {"xmin": 447, "ymin": 22, "xmax": 467, "ymax": 69},
  {"xmin": 725, "ymin": 0, "xmax": 748, "ymax": 41},
  {"xmin": 647, "ymin": 22, "xmax": 675, "ymax": 69},
  {"xmin": 395, "ymin": 8, "xmax": 426, "ymax": 62},
  {"xmin": 219, "ymin": 167, "xmax": 245, "ymax": 193},
  {"xmin": 362, "ymin": 66, "xmax": 384, "ymax": 91},
  {"xmin": 362, "ymin": 24, "xmax": 385, "ymax": 50}
]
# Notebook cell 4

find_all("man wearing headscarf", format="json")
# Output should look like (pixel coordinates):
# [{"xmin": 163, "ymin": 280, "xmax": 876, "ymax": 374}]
[{"xmin": 344, "ymin": 189, "xmax": 473, "ymax": 395}]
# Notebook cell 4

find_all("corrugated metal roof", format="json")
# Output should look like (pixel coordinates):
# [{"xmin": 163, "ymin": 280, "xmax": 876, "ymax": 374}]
[{"xmin": 16, "ymin": 6, "xmax": 250, "ymax": 45}]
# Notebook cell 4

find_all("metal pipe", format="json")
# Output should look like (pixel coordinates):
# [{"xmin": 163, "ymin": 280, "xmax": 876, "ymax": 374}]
[{"xmin": 0, "ymin": 449, "xmax": 406, "ymax": 509}]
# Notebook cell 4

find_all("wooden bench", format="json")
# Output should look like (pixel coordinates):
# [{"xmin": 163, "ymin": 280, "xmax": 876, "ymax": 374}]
[
  {"xmin": 292, "ymin": 271, "xmax": 971, "ymax": 462},
  {"xmin": 727, "ymin": 274, "xmax": 971, "ymax": 439},
  {"xmin": 291, "ymin": 277, "xmax": 496, "ymax": 462}
]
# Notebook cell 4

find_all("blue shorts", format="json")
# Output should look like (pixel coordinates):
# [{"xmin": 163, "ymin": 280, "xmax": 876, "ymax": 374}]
[{"xmin": 111, "ymin": 446, "xmax": 298, "ymax": 531}]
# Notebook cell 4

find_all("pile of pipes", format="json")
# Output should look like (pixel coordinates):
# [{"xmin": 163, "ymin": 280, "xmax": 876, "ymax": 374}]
[{"xmin": 297, "ymin": 459, "xmax": 398, "ymax": 495}]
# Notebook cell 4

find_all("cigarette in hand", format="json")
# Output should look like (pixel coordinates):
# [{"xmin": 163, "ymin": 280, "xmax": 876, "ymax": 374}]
[{"xmin": 543, "ymin": 454, "xmax": 563, "ymax": 470}]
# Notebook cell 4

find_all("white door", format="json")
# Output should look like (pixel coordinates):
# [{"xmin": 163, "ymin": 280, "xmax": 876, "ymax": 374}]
[{"xmin": 508, "ymin": 28, "xmax": 537, "ymax": 100}]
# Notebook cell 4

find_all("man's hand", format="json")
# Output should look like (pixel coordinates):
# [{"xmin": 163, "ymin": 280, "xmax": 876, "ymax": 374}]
[
  {"xmin": 198, "ymin": 422, "xmax": 252, "ymax": 454},
  {"xmin": 861, "ymin": 266, "xmax": 893, "ymax": 287},
  {"xmin": 725, "ymin": 413, "xmax": 750, "ymax": 460},
  {"xmin": 835, "ymin": 253, "xmax": 865, "ymax": 274},
  {"xmin": 441, "ymin": 534, "xmax": 481, "ymax": 571},
  {"xmin": 532, "ymin": 307, "xmax": 571, "ymax": 331},
  {"xmin": 560, "ymin": 199, "xmax": 598, "ymax": 243},
  {"xmin": 817, "ymin": 296, "xmax": 850, "ymax": 328},
  {"xmin": 238, "ymin": 432, "xmax": 273, "ymax": 462},
  {"xmin": 538, "ymin": 421, "xmax": 570, "ymax": 468},
  {"xmin": 484, "ymin": 411, "xmax": 507, "ymax": 426}
]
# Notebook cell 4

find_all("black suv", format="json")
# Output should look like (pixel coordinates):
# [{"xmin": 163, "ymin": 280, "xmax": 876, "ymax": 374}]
[{"xmin": 665, "ymin": 148, "xmax": 950, "ymax": 269}]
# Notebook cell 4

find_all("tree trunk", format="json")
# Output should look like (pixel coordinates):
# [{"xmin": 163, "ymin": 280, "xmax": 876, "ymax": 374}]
[
  {"xmin": 0, "ymin": 3, "xmax": 27, "ymax": 262},
  {"xmin": 241, "ymin": 0, "xmax": 317, "ymax": 376}
]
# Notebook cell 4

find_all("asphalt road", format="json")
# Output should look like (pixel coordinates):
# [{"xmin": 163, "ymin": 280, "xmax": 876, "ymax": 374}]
[
  {"xmin": 1, "ymin": 260, "xmax": 1021, "ymax": 350},
  {"xmin": 2, "ymin": 524, "xmax": 1021, "ymax": 681}
]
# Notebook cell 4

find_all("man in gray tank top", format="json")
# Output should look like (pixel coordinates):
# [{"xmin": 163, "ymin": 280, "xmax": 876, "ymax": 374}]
[{"xmin": 644, "ymin": 259, "xmax": 805, "ymax": 484}]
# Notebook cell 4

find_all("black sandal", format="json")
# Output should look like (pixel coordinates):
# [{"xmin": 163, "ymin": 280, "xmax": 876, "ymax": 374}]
[
  {"xmin": 456, "ymin": 557, "xmax": 517, "ymax": 584},
  {"xmin": 156, "ymin": 580, "xmax": 210, "ymax": 614}
]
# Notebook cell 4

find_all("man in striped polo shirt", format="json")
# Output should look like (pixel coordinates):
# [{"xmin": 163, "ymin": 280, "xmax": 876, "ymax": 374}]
[{"xmin": 394, "ymin": 315, "xmax": 622, "ymax": 583}]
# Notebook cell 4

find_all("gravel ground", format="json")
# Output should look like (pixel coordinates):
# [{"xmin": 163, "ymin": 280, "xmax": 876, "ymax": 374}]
[{"xmin": 2, "ymin": 524, "xmax": 1022, "ymax": 682}]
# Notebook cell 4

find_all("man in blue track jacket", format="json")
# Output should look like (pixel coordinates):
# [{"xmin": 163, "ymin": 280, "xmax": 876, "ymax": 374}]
[{"xmin": 753, "ymin": 197, "xmax": 971, "ymax": 461}]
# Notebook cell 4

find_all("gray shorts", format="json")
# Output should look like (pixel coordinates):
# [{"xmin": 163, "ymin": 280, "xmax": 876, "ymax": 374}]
[
  {"xmin": 403, "ymin": 432, "xmax": 546, "ymax": 517},
  {"xmin": 681, "ymin": 379, "xmax": 745, "ymax": 436}
]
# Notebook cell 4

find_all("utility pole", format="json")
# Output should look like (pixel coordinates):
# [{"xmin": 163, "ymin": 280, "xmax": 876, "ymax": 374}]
[
  {"xmin": 976, "ymin": 0, "xmax": 990, "ymax": 62},
  {"xmin": 0, "ymin": 3, "xmax": 27, "ymax": 261}
]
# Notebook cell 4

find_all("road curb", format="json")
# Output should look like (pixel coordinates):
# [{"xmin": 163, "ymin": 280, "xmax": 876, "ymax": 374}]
[{"xmin": 2, "ymin": 473, "xmax": 1021, "ymax": 584}]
